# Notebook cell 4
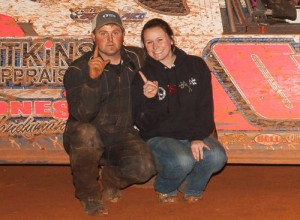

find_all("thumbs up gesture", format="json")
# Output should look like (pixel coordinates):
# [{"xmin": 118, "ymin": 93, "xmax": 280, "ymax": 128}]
[{"xmin": 88, "ymin": 46, "xmax": 110, "ymax": 79}]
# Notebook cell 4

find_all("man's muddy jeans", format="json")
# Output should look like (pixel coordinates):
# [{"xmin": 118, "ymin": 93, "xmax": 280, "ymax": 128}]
[{"xmin": 63, "ymin": 122, "xmax": 156, "ymax": 200}]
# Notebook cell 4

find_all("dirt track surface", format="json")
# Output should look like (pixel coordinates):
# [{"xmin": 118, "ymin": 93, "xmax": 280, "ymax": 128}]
[{"xmin": 1, "ymin": 165, "xmax": 300, "ymax": 220}]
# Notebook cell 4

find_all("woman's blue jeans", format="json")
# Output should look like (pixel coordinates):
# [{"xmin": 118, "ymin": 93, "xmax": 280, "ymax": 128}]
[{"xmin": 147, "ymin": 135, "xmax": 227, "ymax": 196}]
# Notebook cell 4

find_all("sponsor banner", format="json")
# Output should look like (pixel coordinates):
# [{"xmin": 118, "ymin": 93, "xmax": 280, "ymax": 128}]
[
  {"xmin": 203, "ymin": 38, "xmax": 300, "ymax": 150},
  {"xmin": 1, "ymin": 37, "xmax": 300, "ymax": 163},
  {"xmin": 218, "ymin": 131, "xmax": 300, "ymax": 151},
  {"xmin": 69, "ymin": 6, "xmax": 146, "ymax": 23},
  {"xmin": 0, "ymin": 37, "xmax": 92, "ymax": 156}
]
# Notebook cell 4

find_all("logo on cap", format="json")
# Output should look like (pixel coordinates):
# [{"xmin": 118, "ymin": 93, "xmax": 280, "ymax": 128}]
[{"xmin": 103, "ymin": 13, "xmax": 117, "ymax": 19}]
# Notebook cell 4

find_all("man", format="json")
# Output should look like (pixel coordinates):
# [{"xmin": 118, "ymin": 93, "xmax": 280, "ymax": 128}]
[{"xmin": 63, "ymin": 9, "xmax": 156, "ymax": 216}]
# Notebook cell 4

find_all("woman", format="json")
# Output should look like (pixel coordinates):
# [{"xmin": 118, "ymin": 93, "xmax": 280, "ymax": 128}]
[{"xmin": 132, "ymin": 18, "xmax": 227, "ymax": 203}]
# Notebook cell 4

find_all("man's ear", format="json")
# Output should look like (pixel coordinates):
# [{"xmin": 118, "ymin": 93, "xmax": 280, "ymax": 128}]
[{"xmin": 91, "ymin": 33, "xmax": 95, "ymax": 42}]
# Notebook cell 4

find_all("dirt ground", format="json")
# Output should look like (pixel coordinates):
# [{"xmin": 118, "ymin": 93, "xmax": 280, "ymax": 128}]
[{"xmin": 1, "ymin": 164, "xmax": 300, "ymax": 220}]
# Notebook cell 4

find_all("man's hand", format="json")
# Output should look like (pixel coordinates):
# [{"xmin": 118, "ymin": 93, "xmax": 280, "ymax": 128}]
[
  {"xmin": 139, "ymin": 71, "xmax": 158, "ymax": 99},
  {"xmin": 190, "ymin": 140, "xmax": 210, "ymax": 161},
  {"xmin": 88, "ymin": 46, "xmax": 110, "ymax": 79}
]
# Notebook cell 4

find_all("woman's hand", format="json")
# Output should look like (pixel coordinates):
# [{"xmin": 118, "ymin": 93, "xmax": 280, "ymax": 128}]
[
  {"xmin": 190, "ymin": 140, "xmax": 210, "ymax": 161},
  {"xmin": 139, "ymin": 71, "xmax": 158, "ymax": 98}
]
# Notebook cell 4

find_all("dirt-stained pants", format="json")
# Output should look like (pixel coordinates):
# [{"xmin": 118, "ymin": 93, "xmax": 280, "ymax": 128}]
[{"xmin": 63, "ymin": 122, "xmax": 156, "ymax": 200}]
